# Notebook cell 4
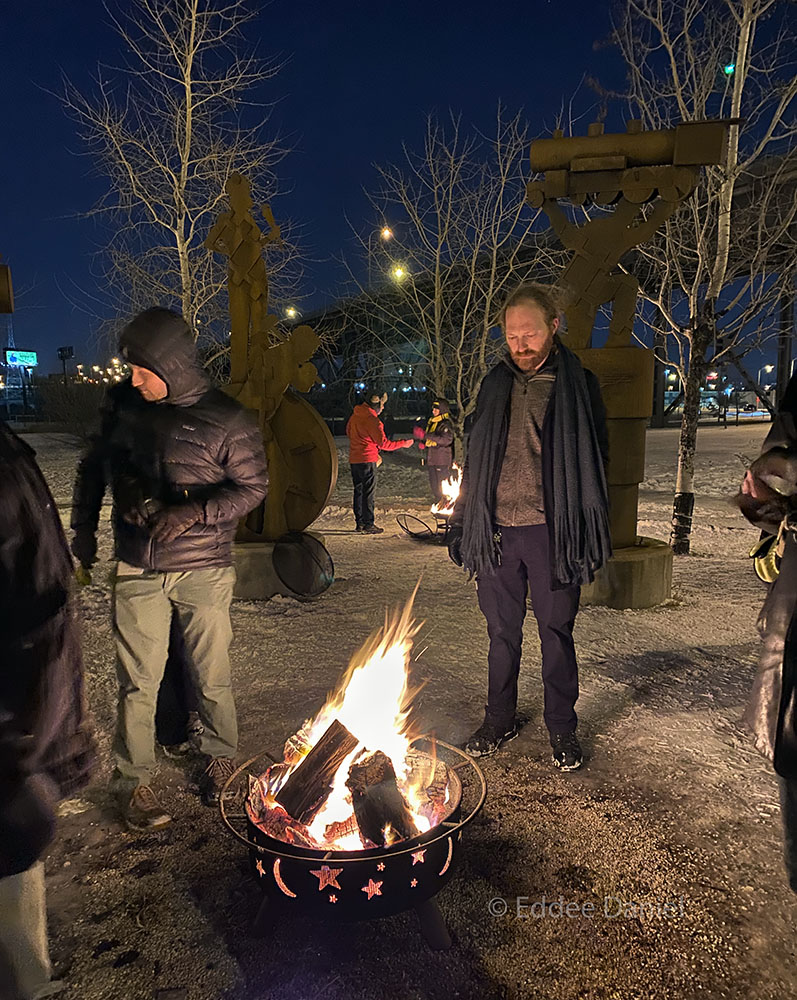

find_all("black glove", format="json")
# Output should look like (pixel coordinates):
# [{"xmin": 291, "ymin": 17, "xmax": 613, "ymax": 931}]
[
  {"xmin": 148, "ymin": 502, "xmax": 204, "ymax": 544},
  {"xmin": 447, "ymin": 524, "xmax": 464, "ymax": 567},
  {"xmin": 70, "ymin": 529, "xmax": 97, "ymax": 569}
]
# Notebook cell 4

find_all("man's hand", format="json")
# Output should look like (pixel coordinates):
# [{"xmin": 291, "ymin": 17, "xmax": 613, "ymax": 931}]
[
  {"xmin": 447, "ymin": 524, "xmax": 464, "ymax": 567},
  {"xmin": 741, "ymin": 469, "xmax": 763, "ymax": 499},
  {"xmin": 148, "ymin": 502, "xmax": 204, "ymax": 543},
  {"xmin": 412, "ymin": 425, "xmax": 426, "ymax": 441},
  {"xmin": 401, "ymin": 439, "xmax": 415, "ymax": 449},
  {"xmin": 70, "ymin": 529, "xmax": 97, "ymax": 569}
]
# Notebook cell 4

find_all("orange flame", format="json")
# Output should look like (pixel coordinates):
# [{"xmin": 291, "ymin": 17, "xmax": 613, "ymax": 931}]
[
  {"xmin": 431, "ymin": 463, "xmax": 461, "ymax": 517},
  {"xmin": 268, "ymin": 585, "xmax": 432, "ymax": 851}
]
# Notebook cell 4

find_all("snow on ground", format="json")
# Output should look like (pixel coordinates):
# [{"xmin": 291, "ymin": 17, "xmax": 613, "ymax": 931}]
[{"xmin": 21, "ymin": 422, "xmax": 797, "ymax": 1000}]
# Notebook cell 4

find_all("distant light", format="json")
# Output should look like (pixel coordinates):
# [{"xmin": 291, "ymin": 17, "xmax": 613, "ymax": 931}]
[
  {"xmin": 286, "ymin": 306, "xmax": 298, "ymax": 319},
  {"xmin": 398, "ymin": 368, "xmax": 403, "ymax": 374},
  {"xmin": 112, "ymin": 357, "xmax": 119, "ymax": 365},
  {"xmin": 391, "ymin": 265, "xmax": 407, "ymax": 281},
  {"xmin": 381, "ymin": 227, "xmax": 394, "ymax": 241},
  {"xmin": 321, "ymin": 383, "xmax": 326, "ymax": 389},
  {"xmin": 723, "ymin": 62, "xmax": 735, "ymax": 76}
]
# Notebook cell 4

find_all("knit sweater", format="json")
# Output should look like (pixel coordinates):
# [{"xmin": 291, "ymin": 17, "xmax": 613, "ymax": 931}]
[{"xmin": 494, "ymin": 352, "xmax": 556, "ymax": 526}]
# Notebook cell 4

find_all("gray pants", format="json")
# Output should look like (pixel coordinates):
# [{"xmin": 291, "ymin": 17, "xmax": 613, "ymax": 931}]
[
  {"xmin": 0, "ymin": 863, "xmax": 61, "ymax": 1000},
  {"xmin": 112, "ymin": 562, "xmax": 238, "ymax": 788}
]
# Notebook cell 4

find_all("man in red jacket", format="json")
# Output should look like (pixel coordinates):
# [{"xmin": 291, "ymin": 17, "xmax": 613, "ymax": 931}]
[{"xmin": 346, "ymin": 391, "xmax": 414, "ymax": 533}]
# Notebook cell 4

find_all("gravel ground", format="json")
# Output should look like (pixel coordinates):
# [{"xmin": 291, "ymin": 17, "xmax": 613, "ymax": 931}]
[{"xmin": 22, "ymin": 423, "xmax": 797, "ymax": 1000}]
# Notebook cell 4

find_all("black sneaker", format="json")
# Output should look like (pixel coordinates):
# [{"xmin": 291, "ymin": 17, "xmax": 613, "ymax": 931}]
[
  {"xmin": 123, "ymin": 785, "xmax": 172, "ymax": 831},
  {"xmin": 463, "ymin": 720, "xmax": 518, "ymax": 758},
  {"xmin": 550, "ymin": 732, "xmax": 583, "ymax": 771},
  {"xmin": 200, "ymin": 757, "xmax": 236, "ymax": 805},
  {"xmin": 361, "ymin": 525, "xmax": 384, "ymax": 534}
]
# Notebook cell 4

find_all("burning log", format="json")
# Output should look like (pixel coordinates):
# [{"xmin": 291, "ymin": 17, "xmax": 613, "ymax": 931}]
[
  {"xmin": 346, "ymin": 751, "xmax": 420, "ymax": 847},
  {"xmin": 275, "ymin": 719, "xmax": 359, "ymax": 825}
]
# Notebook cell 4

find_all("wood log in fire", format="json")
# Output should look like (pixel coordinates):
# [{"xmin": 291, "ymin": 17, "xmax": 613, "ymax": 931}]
[
  {"xmin": 275, "ymin": 719, "xmax": 359, "ymax": 825},
  {"xmin": 346, "ymin": 750, "xmax": 420, "ymax": 847}
]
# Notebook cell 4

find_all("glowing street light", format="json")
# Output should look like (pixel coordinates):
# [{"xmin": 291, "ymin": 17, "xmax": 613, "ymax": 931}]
[
  {"xmin": 285, "ymin": 306, "xmax": 298, "ymax": 319},
  {"xmin": 381, "ymin": 226, "xmax": 394, "ymax": 241},
  {"xmin": 758, "ymin": 363, "xmax": 774, "ymax": 384},
  {"xmin": 391, "ymin": 264, "xmax": 408, "ymax": 281}
]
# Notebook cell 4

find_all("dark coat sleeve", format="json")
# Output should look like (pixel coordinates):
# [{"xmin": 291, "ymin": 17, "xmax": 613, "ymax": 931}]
[
  {"xmin": 203, "ymin": 408, "xmax": 269, "ymax": 525},
  {"xmin": 584, "ymin": 370, "xmax": 609, "ymax": 469},
  {"xmin": 71, "ymin": 388, "xmax": 115, "ymax": 534}
]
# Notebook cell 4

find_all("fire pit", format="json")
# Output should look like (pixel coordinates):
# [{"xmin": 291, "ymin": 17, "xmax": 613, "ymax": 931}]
[
  {"xmin": 218, "ymin": 589, "xmax": 486, "ymax": 949},
  {"xmin": 397, "ymin": 465, "xmax": 461, "ymax": 545}
]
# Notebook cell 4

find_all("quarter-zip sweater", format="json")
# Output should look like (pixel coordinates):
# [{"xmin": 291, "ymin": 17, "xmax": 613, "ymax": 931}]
[{"xmin": 494, "ymin": 351, "xmax": 557, "ymax": 527}]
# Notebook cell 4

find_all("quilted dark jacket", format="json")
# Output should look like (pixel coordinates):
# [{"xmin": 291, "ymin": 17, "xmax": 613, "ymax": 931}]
[
  {"xmin": 71, "ymin": 309, "xmax": 268, "ymax": 571},
  {"xmin": 1, "ymin": 422, "xmax": 95, "ymax": 875}
]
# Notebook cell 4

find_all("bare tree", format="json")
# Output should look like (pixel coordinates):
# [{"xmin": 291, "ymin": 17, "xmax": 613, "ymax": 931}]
[
  {"xmin": 605, "ymin": 0, "xmax": 797, "ymax": 553},
  {"xmin": 343, "ymin": 107, "xmax": 559, "ymax": 442},
  {"xmin": 60, "ymin": 0, "xmax": 300, "ymax": 363}
]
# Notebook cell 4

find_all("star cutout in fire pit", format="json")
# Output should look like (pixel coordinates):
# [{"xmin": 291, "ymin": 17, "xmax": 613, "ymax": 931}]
[
  {"xmin": 310, "ymin": 865, "xmax": 343, "ymax": 891},
  {"xmin": 410, "ymin": 878, "xmax": 418, "ymax": 888},
  {"xmin": 328, "ymin": 895, "xmax": 338, "ymax": 903},
  {"xmin": 361, "ymin": 879, "xmax": 383, "ymax": 900},
  {"xmin": 255, "ymin": 860, "xmax": 265, "ymax": 877},
  {"xmin": 411, "ymin": 850, "xmax": 426, "ymax": 865},
  {"xmin": 377, "ymin": 863, "xmax": 385, "ymax": 871}
]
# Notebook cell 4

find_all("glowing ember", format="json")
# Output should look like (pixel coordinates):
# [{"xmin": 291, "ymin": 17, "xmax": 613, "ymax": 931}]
[
  {"xmin": 247, "ymin": 589, "xmax": 456, "ymax": 851},
  {"xmin": 431, "ymin": 464, "xmax": 461, "ymax": 517}
]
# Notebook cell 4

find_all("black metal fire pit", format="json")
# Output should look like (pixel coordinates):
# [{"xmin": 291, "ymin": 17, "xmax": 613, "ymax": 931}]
[
  {"xmin": 219, "ymin": 736, "xmax": 486, "ymax": 949},
  {"xmin": 396, "ymin": 513, "xmax": 452, "ymax": 543}
]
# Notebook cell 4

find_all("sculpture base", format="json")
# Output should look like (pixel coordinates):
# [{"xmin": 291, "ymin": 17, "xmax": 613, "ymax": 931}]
[
  {"xmin": 580, "ymin": 537, "xmax": 672, "ymax": 610},
  {"xmin": 232, "ymin": 533, "xmax": 328, "ymax": 601}
]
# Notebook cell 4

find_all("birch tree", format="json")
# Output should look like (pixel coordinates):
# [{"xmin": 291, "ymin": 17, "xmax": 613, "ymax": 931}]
[
  {"xmin": 61, "ymin": 0, "xmax": 298, "ymax": 363},
  {"xmin": 607, "ymin": 0, "xmax": 797, "ymax": 553}
]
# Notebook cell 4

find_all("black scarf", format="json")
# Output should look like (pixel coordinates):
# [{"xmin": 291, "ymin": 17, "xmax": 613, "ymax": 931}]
[{"xmin": 458, "ymin": 342, "xmax": 611, "ymax": 587}]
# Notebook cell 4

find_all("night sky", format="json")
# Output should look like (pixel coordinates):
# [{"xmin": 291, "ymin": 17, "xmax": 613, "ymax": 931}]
[{"xmin": 1, "ymin": 0, "xmax": 625, "ymax": 373}]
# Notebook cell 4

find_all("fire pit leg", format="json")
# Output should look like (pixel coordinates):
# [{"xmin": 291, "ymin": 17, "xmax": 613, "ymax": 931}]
[
  {"xmin": 251, "ymin": 895, "xmax": 275, "ymax": 938},
  {"xmin": 414, "ymin": 899, "xmax": 452, "ymax": 951}
]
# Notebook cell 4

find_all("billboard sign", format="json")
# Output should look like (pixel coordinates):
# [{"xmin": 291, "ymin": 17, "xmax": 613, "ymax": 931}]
[{"xmin": 5, "ymin": 350, "xmax": 38, "ymax": 367}]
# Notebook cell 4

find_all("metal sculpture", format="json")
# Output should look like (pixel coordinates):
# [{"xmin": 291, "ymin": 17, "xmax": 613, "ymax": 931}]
[
  {"xmin": 205, "ymin": 172, "xmax": 337, "ymax": 541},
  {"xmin": 527, "ymin": 120, "xmax": 732, "ymax": 607}
]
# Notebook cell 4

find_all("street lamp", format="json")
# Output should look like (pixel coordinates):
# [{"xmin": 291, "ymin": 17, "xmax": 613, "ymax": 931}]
[
  {"xmin": 381, "ymin": 226, "xmax": 393, "ymax": 241},
  {"xmin": 285, "ymin": 306, "xmax": 298, "ymax": 319},
  {"xmin": 391, "ymin": 264, "xmax": 408, "ymax": 281},
  {"xmin": 758, "ymin": 364, "xmax": 774, "ymax": 385}
]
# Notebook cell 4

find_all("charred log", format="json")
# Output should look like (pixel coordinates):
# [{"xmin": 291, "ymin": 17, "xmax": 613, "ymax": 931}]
[
  {"xmin": 275, "ymin": 719, "xmax": 358, "ymax": 824},
  {"xmin": 346, "ymin": 750, "xmax": 420, "ymax": 847}
]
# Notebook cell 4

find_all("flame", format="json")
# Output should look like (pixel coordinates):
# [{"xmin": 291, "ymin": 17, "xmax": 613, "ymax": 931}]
[
  {"xmin": 264, "ymin": 585, "xmax": 436, "ymax": 851},
  {"xmin": 431, "ymin": 463, "xmax": 461, "ymax": 517}
]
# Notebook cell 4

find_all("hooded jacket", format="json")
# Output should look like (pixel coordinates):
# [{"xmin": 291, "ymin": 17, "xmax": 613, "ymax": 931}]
[
  {"xmin": 1, "ymin": 422, "xmax": 95, "ymax": 876},
  {"xmin": 71, "ymin": 308, "xmax": 268, "ymax": 572}
]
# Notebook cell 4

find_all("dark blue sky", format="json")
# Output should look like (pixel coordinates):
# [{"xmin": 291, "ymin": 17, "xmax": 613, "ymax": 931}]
[{"xmin": 1, "ymin": 0, "xmax": 625, "ymax": 373}]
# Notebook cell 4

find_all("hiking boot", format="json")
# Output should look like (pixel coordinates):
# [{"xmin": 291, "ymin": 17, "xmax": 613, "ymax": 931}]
[
  {"xmin": 162, "ymin": 740, "xmax": 192, "ymax": 758},
  {"xmin": 123, "ymin": 785, "xmax": 172, "ymax": 831},
  {"xmin": 361, "ymin": 525, "xmax": 384, "ymax": 534},
  {"xmin": 550, "ymin": 731, "xmax": 583, "ymax": 771},
  {"xmin": 200, "ymin": 757, "xmax": 236, "ymax": 806},
  {"xmin": 463, "ymin": 720, "xmax": 518, "ymax": 758}
]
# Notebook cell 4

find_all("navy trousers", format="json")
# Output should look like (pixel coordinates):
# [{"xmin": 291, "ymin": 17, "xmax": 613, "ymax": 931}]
[
  {"xmin": 476, "ymin": 523, "xmax": 580, "ymax": 734},
  {"xmin": 351, "ymin": 462, "xmax": 377, "ymax": 529}
]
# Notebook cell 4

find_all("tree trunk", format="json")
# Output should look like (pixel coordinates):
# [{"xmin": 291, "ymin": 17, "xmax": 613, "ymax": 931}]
[{"xmin": 670, "ymin": 331, "xmax": 709, "ymax": 555}]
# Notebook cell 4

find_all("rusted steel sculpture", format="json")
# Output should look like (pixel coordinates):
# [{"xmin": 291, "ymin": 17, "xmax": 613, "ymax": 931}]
[
  {"xmin": 205, "ymin": 172, "xmax": 337, "ymax": 541},
  {"xmin": 527, "ymin": 120, "xmax": 731, "ymax": 607}
]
